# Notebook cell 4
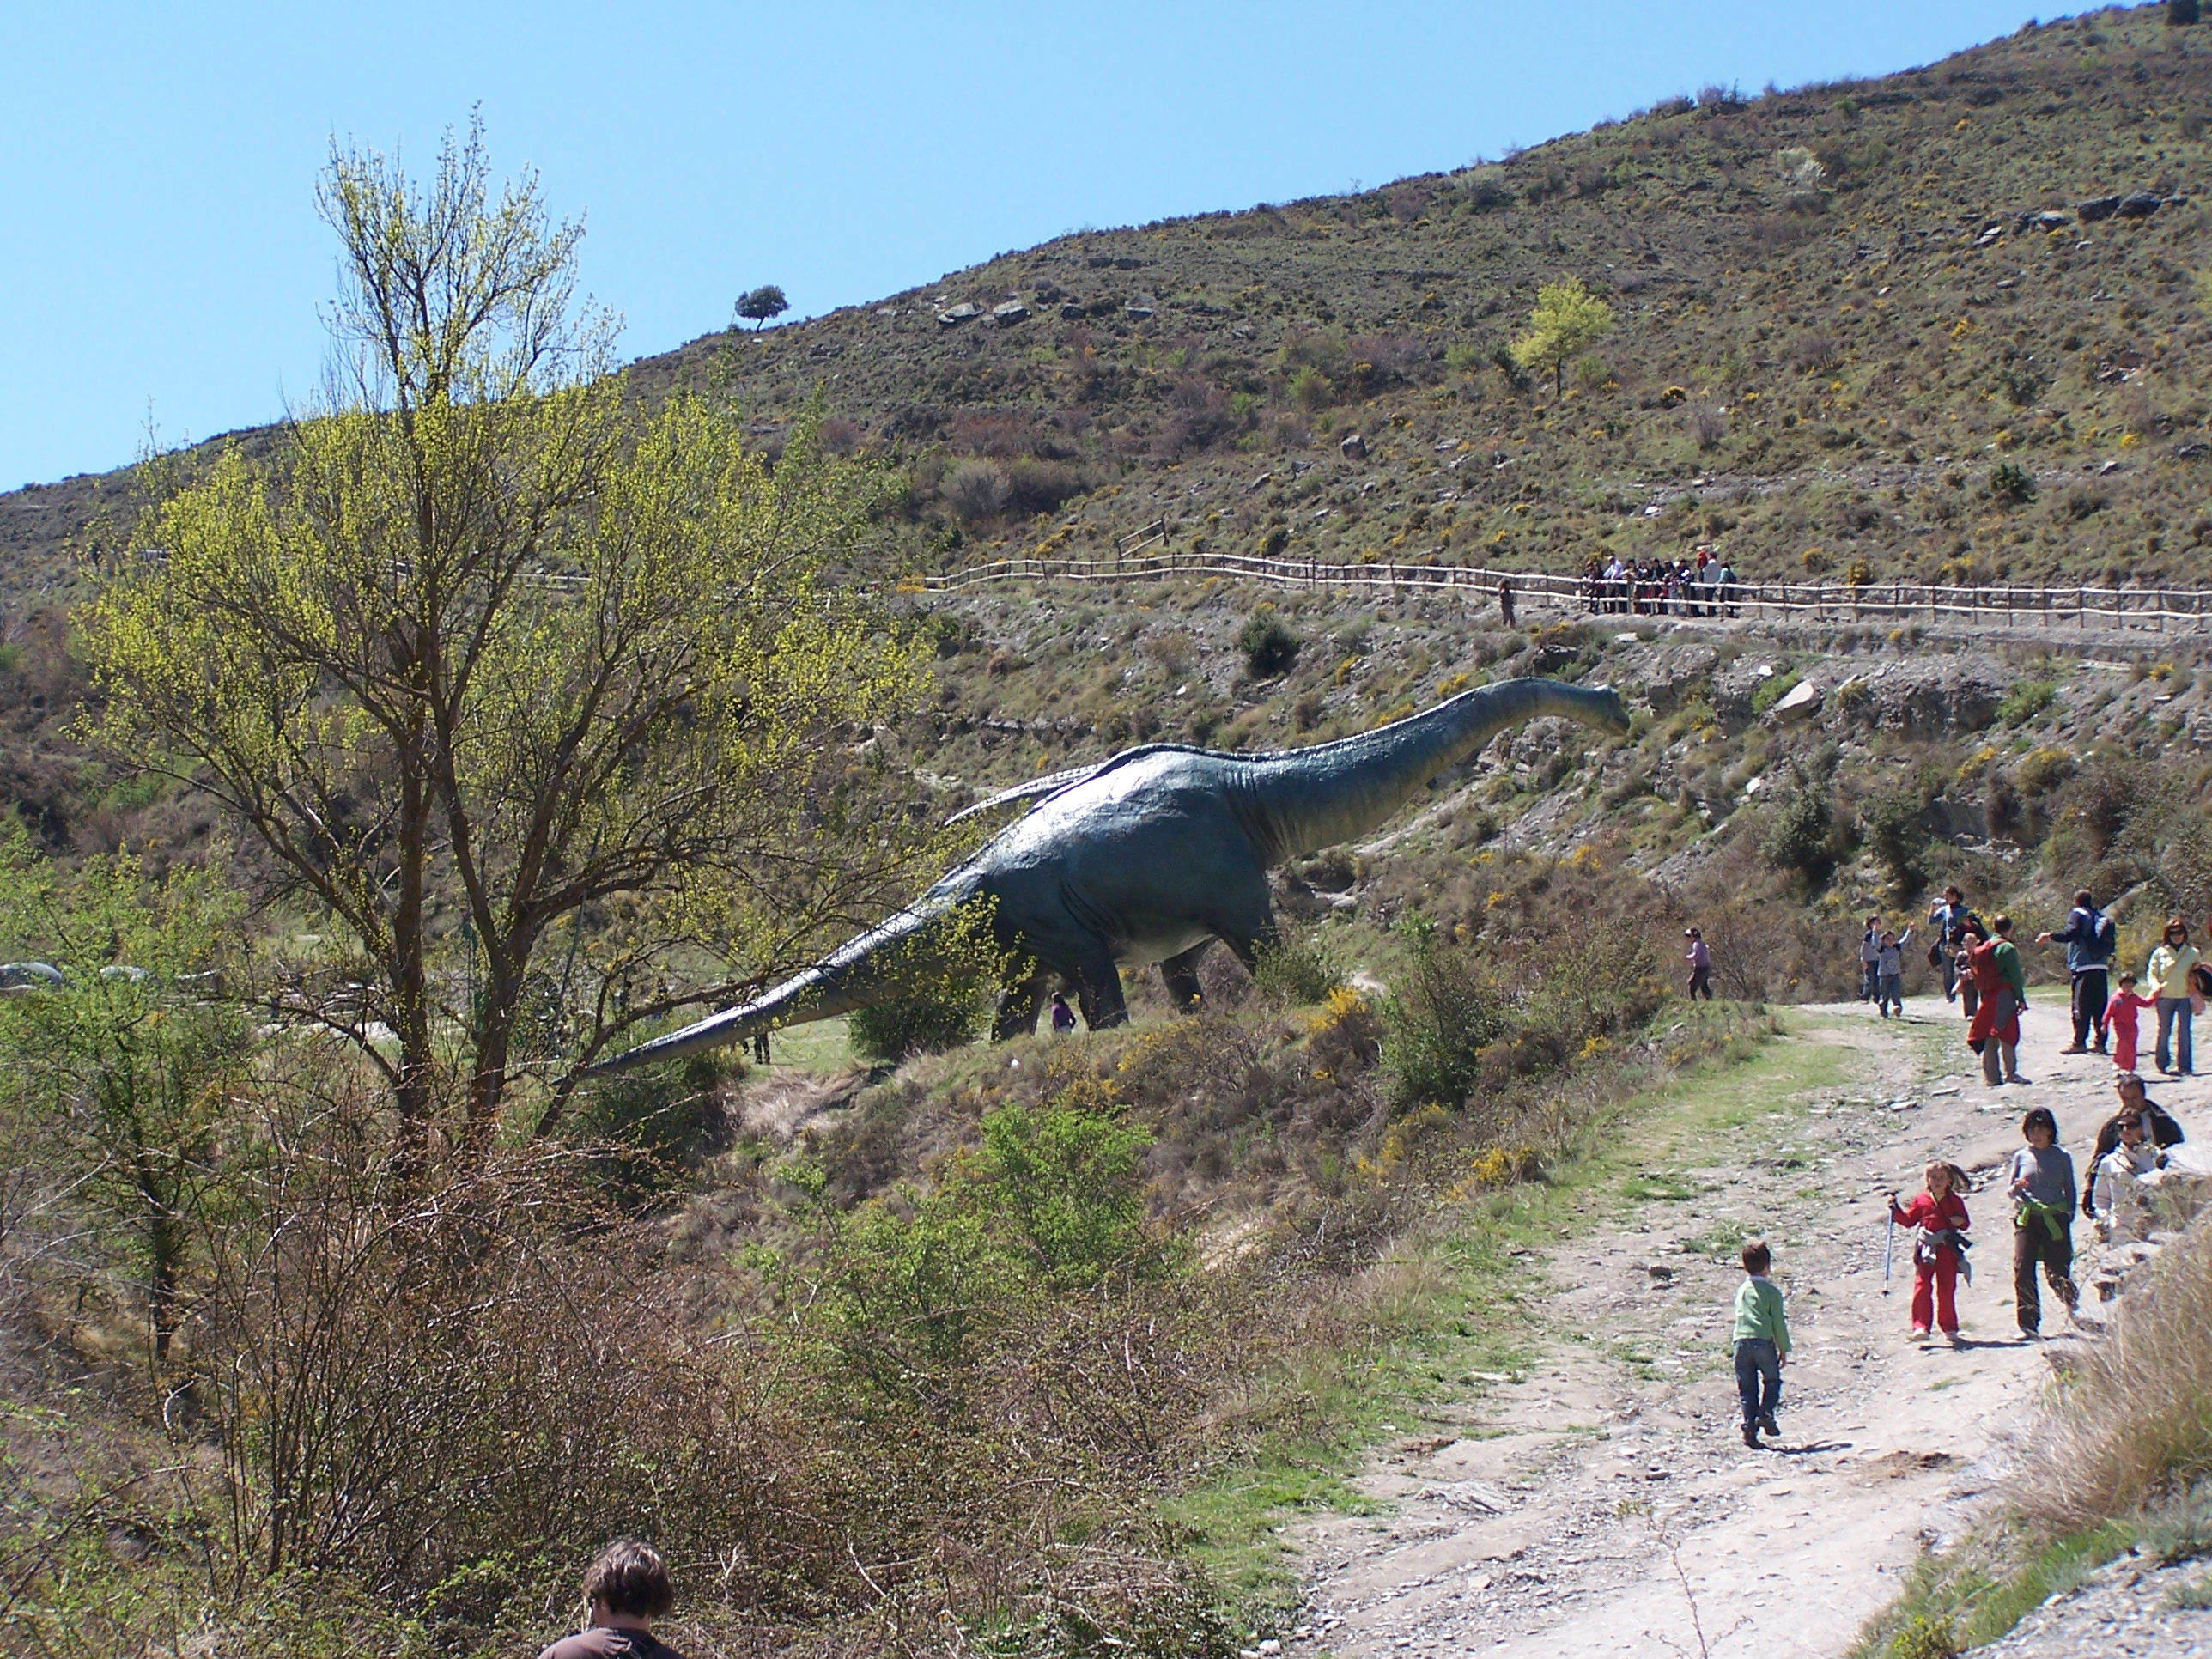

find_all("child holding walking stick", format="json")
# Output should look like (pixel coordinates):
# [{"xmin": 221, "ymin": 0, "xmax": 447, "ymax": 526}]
[{"xmin": 1887, "ymin": 1163, "xmax": 1972, "ymax": 1343}]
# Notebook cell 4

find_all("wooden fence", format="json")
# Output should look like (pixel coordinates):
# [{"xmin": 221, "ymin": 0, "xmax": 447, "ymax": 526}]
[{"xmin": 918, "ymin": 547, "xmax": 2212, "ymax": 634}]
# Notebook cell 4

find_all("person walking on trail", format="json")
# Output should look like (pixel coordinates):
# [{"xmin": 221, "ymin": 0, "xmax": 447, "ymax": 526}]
[
  {"xmin": 1928, "ymin": 885, "xmax": 1980, "ymax": 1010},
  {"xmin": 1888, "ymin": 1161, "xmax": 1972, "ymax": 1344},
  {"xmin": 2037, "ymin": 888, "xmax": 2117, "ymax": 1054},
  {"xmin": 1684, "ymin": 927, "xmax": 1713, "ymax": 1000},
  {"xmin": 1967, "ymin": 915, "xmax": 2028, "ymax": 1087},
  {"xmin": 2085, "ymin": 1109, "xmax": 2168, "ymax": 1243},
  {"xmin": 1731, "ymin": 1237, "xmax": 1790, "ymax": 1449},
  {"xmin": 2006, "ymin": 1107, "xmax": 2078, "ymax": 1339},
  {"xmin": 1049, "ymin": 991, "xmax": 1078, "ymax": 1033},
  {"xmin": 1875, "ymin": 925, "xmax": 1915, "ymax": 1018},
  {"xmin": 2105, "ymin": 970, "xmax": 2157, "ymax": 1075},
  {"xmin": 1498, "ymin": 576, "xmax": 1516, "ymax": 629},
  {"xmin": 2146, "ymin": 916, "xmax": 2203, "ymax": 1077},
  {"xmin": 1859, "ymin": 916, "xmax": 1883, "ymax": 1004},
  {"xmin": 537, "ymin": 1540, "xmax": 690, "ymax": 1659}
]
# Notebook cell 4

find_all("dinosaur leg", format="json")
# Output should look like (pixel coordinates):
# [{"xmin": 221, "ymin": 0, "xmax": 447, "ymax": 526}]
[
  {"xmin": 992, "ymin": 971, "xmax": 1048, "ymax": 1041},
  {"xmin": 1159, "ymin": 941, "xmax": 1211, "ymax": 1012},
  {"xmin": 1072, "ymin": 949, "xmax": 1130, "ymax": 1030}
]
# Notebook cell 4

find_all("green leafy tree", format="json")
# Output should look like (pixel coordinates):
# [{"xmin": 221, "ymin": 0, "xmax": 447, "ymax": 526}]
[
  {"xmin": 79, "ymin": 122, "xmax": 939, "ymax": 1152},
  {"xmin": 735, "ymin": 283, "xmax": 790, "ymax": 330},
  {"xmin": 1510, "ymin": 276, "xmax": 1615, "ymax": 397},
  {"xmin": 847, "ymin": 897, "xmax": 1016, "ymax": 1062},
  {"xmin": 0, "ymin": 836, "xmax": 251, "ymax": 1363}
]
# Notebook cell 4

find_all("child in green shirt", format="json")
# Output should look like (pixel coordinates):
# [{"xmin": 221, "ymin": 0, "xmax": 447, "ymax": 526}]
[{"xmin": 1732, "ymin": 1238, "xmax": 1792, "ymax": 1449}]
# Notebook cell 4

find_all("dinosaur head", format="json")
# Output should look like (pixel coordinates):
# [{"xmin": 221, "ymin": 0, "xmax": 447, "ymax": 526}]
[{"xmin": 1584, "ymin": 684, "xmax": 1634, "ymax": 736}]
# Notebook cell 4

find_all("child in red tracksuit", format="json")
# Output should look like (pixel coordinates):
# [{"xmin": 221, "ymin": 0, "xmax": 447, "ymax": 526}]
[
  {"xmin": 1888, "ymin": 1162, "xmax": 1972, "ymax": 1342},
  {"xmin": 2105, "ymin": 971, "xmax": 2156, "ymax": 1075}
]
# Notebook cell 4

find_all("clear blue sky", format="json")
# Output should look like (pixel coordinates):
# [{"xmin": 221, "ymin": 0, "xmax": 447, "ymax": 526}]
[{"xmin": 3, "ymin": 1, "xmax": 2058, "ymax": 488}]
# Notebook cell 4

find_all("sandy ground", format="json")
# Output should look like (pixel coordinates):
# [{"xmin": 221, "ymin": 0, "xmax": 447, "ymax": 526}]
[{"xmin": 1291, "ymin": 991, "xmax": 2211, "ymax": 1658}]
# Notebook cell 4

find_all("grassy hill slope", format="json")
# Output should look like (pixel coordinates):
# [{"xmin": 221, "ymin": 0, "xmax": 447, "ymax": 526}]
[{"xmin": 9, "ymin": 6, "xmax": 2212, "ymax": 604}]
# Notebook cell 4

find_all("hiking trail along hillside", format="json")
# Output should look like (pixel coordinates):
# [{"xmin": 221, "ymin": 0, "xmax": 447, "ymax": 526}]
[{"xmin": 1292, "ymin": 1000, "xmax": 2212, "ymax": 1657}]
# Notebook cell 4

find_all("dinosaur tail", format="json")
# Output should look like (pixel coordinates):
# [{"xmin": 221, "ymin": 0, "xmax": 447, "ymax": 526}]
[
  {"xmin": 586, "ymin": 876, "xmax": 982, "ymax": 1075},
  {"xmin": 1240, "ymin": 677, "xmax": 1630, "ymax": 860}
]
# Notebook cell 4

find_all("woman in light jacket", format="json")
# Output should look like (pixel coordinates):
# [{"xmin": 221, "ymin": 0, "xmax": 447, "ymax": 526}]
[{"xmin": 2146, "ymin": 916, "xmax": 2203, "ymax": 1078}]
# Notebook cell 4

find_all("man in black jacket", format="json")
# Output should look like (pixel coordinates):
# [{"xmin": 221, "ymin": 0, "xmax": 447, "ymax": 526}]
[{"xmin": 2038, "ymin": 888, "xmax": 2116, "ymax": 1054}]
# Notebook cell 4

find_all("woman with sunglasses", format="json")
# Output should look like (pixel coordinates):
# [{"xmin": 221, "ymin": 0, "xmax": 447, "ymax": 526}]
[{"xmin": 2146, "ymin": 916, "xmax": 2203, "ymax": 1077}]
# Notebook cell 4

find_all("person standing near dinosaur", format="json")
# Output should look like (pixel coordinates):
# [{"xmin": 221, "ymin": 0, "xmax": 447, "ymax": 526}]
[
  {"xmin": 1967, "ymin": 915, "xmax": 2028, "ymax": 1087},
  {"xmin": 2036, "ymin": 888, "xmax": 2116, "ymax": 1054}
]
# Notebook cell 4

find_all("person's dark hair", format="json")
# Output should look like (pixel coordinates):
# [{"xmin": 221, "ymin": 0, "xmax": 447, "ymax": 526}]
[
  {"xmin": 1741, "ymin": 1238, "xmax": 1772, "ymax": 1274},
  {"xmin": 582, "ymin": 1540, "xmax": 675, "ymax": 1620},
  {"xmin": 2166, "ymin": 915, "xmax": 2190, "ymax": 940},
  {"xmin": 2021, "ymin": 1106, "xmax": 2059, "ymax": 1141},
  {"xmin": 1944, "ymin": 885, "xmax": 1963, "ymax": 902},
  {"xmin": 2117, "ymin": 1072, "xmax": 2146, "ymax": 1096},
  {"xmin": 1993, "ymin": 914, "xmax": 2014, "ymax": 935}
]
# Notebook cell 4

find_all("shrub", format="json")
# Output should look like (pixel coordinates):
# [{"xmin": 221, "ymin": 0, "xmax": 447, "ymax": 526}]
[
  {"xmin": 1863, "ymin": 787, "xmax": 1931, "ymax": 893},
  {"xmin": 1990, "ymin": 460, "xmax": 2037, "ymax": 504},
  {"xmin": 563, "ymin": 1049, "xmax": 732, "ymax": 1204},
  {"xmin": 1237, "ymin": 604, "xmax": 1301, "ymax": 678},
  {"xmin": 1750, "ymin": 670, "xmax": 1801, "ymax": 715},
  {"xmin": 1755, "ymin": 773, "xmax": 1838, "ymax": 885},
  {"xmin": 848, "ymin": 899, "xmax": 1010, "ymax": 1061},
  {"xmin": 1287, "ymin": 365, "xmax": 1334, "ymax": 410},
  {"xmin": 1252, "ymin": 926, "xmax": 1346, "ymax": 1007},
  {"xmin": 1996, "ymin": 679, "xmax": 2057, "ymax": 726},
  {"xmin": 1381, "ymin": 921, "xmax": 1509, "ymax": 1110},
  {"xmin": 944, "ymin": 459, "xmax": 1012, "ymax": 523}
]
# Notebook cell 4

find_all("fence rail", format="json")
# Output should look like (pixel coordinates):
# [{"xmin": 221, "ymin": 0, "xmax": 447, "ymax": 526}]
[{"xmin": 917, "ymin": 549, "xmax": 2212, "ymax": 633}]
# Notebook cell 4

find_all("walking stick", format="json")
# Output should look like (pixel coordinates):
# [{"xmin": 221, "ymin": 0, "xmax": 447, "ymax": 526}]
[{"xmin": 1882, "ymin": 1211, "xmax": 1895, "ymax": 1293}]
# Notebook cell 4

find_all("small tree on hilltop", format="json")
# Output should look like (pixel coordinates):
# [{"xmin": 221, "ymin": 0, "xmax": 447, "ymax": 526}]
[
  {"xmin": 2170, "ymin": 0, "xmax": 2199, "ymax": 27},
  {"xmin": 736, "ymin": 283, "xmax": 790, "ymax": 330},
  {"xmin": 1510, "ymin": 276, "xmax": 1614, "ymax": 397}
]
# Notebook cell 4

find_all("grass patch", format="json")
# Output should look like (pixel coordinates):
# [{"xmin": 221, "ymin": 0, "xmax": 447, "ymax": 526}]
[{"xmin": 1850, "ymin": 1522, "xmax": 2135, "ymax": 1656}]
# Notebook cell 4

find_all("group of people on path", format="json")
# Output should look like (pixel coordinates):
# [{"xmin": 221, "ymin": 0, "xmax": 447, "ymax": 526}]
[
  {"xmin": 1867, "ymin": 885, "xmax": 2209, "ymax": 1085},
  {"xmin": 1734, "ymin": 1080, "xmax": 2187, "ymax": 1447},
  {"xmin": 1582, "ymin": 546, "xmax": 1737, "ymax": 618}
]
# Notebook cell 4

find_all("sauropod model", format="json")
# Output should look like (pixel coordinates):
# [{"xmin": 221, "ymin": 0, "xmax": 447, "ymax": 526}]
[{"xmin": 592, "ymin": 676, "xmax": 1629, "ymax": 1071}]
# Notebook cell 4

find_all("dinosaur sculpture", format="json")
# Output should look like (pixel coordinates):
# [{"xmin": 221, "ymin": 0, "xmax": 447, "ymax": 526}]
[{"xmin": 593, "ymin": 676, "xmax": 1628, "ymax": 1073}]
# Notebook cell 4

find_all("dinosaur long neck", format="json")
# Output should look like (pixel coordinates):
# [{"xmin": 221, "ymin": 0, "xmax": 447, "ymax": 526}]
[
  {"xmin": 590, "ymin": 874, "xmax": 980, "ymax": 1073},
  {"xmin": 1239, "ymin": 678, "xmax": 1620, "ymax": 861}
]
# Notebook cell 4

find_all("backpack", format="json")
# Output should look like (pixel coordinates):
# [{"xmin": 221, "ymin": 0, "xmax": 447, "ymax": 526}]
[{"xmin": 2090, "ymin": 908, "xmax": 2116, "ymax": 958}]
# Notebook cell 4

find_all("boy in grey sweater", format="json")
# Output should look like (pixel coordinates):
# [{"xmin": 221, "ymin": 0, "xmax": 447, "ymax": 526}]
[{"xmin": 2006, "ymin": 1107, "xmax": 2078, "ymax": 1337}]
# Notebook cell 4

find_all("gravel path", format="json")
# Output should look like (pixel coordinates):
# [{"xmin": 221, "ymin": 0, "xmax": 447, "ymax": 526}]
[{"xmin": 1290, "ymin": 994, "xmax": 2211, "ymax": 1657}]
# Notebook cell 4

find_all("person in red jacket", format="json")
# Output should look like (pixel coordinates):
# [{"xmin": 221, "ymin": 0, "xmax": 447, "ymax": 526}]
[{"xmin": 1888, "ymin": 1161, "xmax": 1972, "ymax": 1342}]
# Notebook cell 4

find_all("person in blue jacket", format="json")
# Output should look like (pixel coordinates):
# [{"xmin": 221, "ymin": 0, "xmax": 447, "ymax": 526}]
[{"xmin": 2037, "ymin": 888, "xmax": 2117, "ymax": 1055}]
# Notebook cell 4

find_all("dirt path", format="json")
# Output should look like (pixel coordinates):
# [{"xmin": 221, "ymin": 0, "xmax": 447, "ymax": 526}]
[{"xmin": 1293, "ymin": 994, "xmax": 2212, "ymax": 1656}]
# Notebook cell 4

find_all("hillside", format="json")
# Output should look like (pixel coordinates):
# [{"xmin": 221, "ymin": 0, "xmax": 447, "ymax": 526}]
[{"xmin": 9, "ymin": 6, "xmax": 2212, "ymax": 610}]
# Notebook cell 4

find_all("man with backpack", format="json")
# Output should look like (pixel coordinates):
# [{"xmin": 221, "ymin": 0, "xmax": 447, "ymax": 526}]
[{"xmin": 2038, "ymin": 888, "xmax": 2117, "ymax": 1055}]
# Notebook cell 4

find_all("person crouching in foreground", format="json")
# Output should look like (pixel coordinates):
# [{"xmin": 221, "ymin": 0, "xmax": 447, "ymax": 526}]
[
  {"xmin": 1731, "ymin": 1238, "xmax": 1790, "ymax": 1449},
  {"xmin": 537, "ymin": 1540, "xmax": 690, "ymax": 1659},
  {"xmin": 1888, "ymin": 1162, "xmax": 1972, "ymax": 1344}
]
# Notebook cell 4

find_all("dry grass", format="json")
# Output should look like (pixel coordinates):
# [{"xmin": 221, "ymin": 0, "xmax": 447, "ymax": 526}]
[{"xmin": 2015, "ymin": 1210, "xmax": 2212, "ymax": 1532}]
